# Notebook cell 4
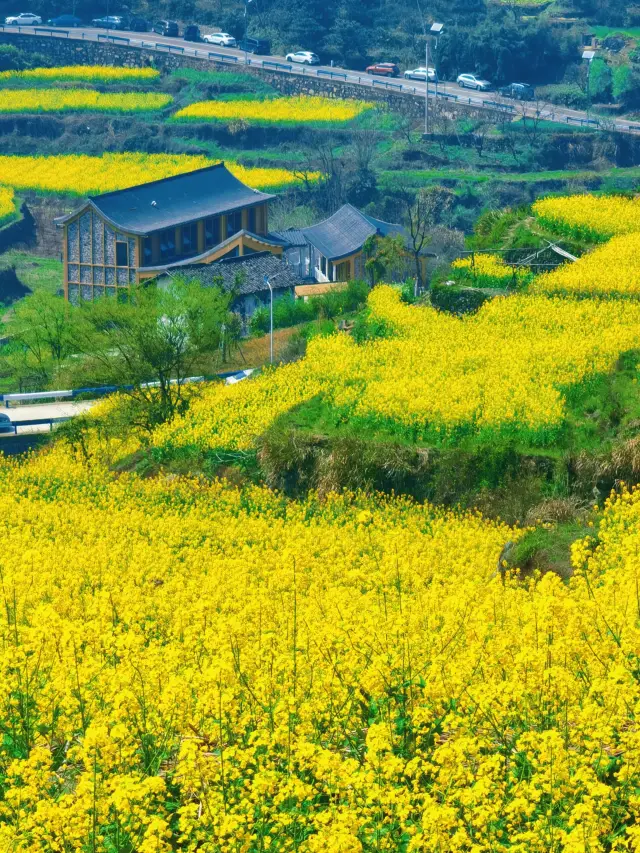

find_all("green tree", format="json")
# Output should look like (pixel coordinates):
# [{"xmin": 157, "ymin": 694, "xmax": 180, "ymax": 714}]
[
  {"xmin": 2, "ymin": 291, "xmax": 77, "ymax": 387},
  {"xmin": 74, "ymin": 280, "xmax": 231, "ymax": 430},
  {"xmin": 364, "ymin": 233, "xmax": 406, "ymax": 285}
]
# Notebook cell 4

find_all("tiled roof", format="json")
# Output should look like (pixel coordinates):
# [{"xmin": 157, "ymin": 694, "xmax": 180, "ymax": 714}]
[
  {"xmin": 163, "ymin": 251, "xmax": 303, "ymax": 296},
  {"xmin": 56, "ymin": 163, "xmax": 274, "ymax": 236},
  {"xmin": 299, "ymin": 204, "xmax": 406, "ymax": 261},
  {"xmin": 269, "ymin": 228, "xmax": 308, "ymax": 247}
]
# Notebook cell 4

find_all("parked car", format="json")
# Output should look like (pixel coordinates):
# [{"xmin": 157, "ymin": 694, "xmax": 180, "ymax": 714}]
[
  {"xmin": 153, "ymin": 19, "xmax": 178, "ymax": 36},
  {"xmin": 91, "ymin": 15, "xmax": 123, "ymax": 28},
  {"xmin": 0, "ymin": 413, "xmax": 14, "ymax": 435},
  {"xmin": 237, "ymin": 36, "xmax": 270, "ymax": 55},
  {"xmin": 404, "ymin": 66, "xmax": 437, "ymax": 82},
  {"xmin": 286, "ymin": 50, "xmax": 320, "ymax": 65},
  {"xmin": 456, "ymin": 73, "xmax": 492, "ymax": 91},
  {"xmin": 203, "ymin": 31, "xmax": 236, "ymax": 46},
  {"xmin": 4, "ymin": 12, "xmax": 42, "ymax": 25},
  {"xmin": 183, "ymin": 24, "xmax": 200, "ymax": 41},
  {"xmin": 365, "ymin": 62, "xmax": 400, "ymax": 78},
  {"xmin": 124, "ymin": 15, "xmax": 149, "ymax": 31},
  {"xmin": 499, "ymin": 82, "xmax": 534, "ymax": 101},
  {"xmin": 47, "ymin": 13, "xmax": 82, "ymax": 26}
]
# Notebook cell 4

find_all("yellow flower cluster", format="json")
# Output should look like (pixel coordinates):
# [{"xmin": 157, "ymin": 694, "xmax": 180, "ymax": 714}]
[
  {"xmin": 0, "ymin": 88, "xmax": 172, "ymax": 113},
  {"xmin": 0, "ymin": 64, "xmax": 160, "ymax": 82},
  {"xmin": 451, "ymin": 253, "xmax": 530, "ymax": 287},
  {"xmin": 5, "ymin": 444, "xmax": 640, "ymax": 850},
  {"xmin": 533, "ymin": 193, "xmax": 640, "ymax": 240},
  {"xmin": 0, "ymin": 184, "xmax": 16, "ymax": 224},
  {"xmin": 155, "ymin": 285, "xmax": 640, "ymax": 454},
  {"xmin": 534, "ymin": 233, "xmax": 640, "ymax": 297},
  {"xmin": 0, "ymin": 153, "xmax": 317, "ymax": 196},
  {"xmin": 173, "ymin": 94, "xmax": 374, "ymax": 124}
]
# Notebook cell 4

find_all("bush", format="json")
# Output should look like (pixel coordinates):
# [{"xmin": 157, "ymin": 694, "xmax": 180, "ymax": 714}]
[{"xmin": 536, "ymin": 83, "xmax": 589, "ymax": 110}]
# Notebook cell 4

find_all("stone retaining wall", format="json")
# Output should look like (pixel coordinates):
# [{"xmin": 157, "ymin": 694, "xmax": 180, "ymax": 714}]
[{"xmin": 0, "ymin": 32, "xmax": 500, "ymax": 123}]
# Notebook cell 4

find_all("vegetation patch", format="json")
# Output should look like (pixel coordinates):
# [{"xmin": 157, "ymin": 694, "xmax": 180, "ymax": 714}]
[
  {"xmin": 0, "ymin": 89, "xmax": 173, "ymax": 114},
  {"xmin": 0, "ymin": 65, "xmax": 161, "ymax": 83},
  {"xmin": 0, "ymin": 185, "xmax": 16, "ymax": 227},
  {"xmin": 173, "ymin": 95, "xmax": 375, "ymax": 125}
]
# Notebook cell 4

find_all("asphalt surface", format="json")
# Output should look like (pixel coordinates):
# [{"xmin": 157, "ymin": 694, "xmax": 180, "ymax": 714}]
[
  {"xmin": 0, "ymin": 399, "xmax": 94, "ymax": 434},
  {"xmin": 3, "ymin": 23, "xmax": 640, "ymax": 134}
]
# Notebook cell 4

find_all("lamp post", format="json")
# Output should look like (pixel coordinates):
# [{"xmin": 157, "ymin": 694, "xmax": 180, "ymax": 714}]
[
  {"xmin": 264, "ymin": 274, "xmax": 274, "ymax": 363},
  {"xmin": 430, "ymin": 22, "xmax": 444, "ymax": 100},
  {"xmin": 244, "ymin": 0, "xmax": 252, "ymax": 66},
  {"xmin": 582, "ymin": 48, "xmax": 595, "ymax": 123}
]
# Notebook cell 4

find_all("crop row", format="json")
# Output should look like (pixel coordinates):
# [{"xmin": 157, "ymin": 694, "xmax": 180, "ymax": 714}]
[{"xmin": 0, "ymin": 88, "xmax": 172, "ymax": 113}]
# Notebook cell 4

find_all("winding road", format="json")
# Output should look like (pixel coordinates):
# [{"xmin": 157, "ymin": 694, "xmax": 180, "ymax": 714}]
[{"xmin": 2, "ymin": 23, "xmax": 640, "ymax": 134}]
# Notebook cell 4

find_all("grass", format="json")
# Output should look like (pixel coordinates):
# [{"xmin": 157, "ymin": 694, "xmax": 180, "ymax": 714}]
[
  {"xmin": 593, "ymin": 25, "xmax": 640, "ymax": 41},
  {"xmin": 0, "ymin": 250, "xmax": 62, "ymax": 296}
]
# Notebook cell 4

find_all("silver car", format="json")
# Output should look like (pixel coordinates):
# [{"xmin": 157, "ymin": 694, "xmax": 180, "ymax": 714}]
[
  {"xmin": 0, "ymin": 413, "xmax": 15, "ymax": 434},
  {"xmin": 457, "ymin": 73, "xmax": 491, "ymax": 91},
  {"xmin": 4, "ymin": 12, "xmax": 42, "ymax": 25},
  {"xmin": 404, "ymin": 67, "xmax": 438, "ymax": 82},
  {"xmin": 203, "ymin": 32, "xmax": 236, "ymax": 46}
]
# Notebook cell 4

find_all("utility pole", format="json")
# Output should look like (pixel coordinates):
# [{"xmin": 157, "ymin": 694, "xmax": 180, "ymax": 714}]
[
  {"xmin": 582, "ymin": 49, "xmax": 595, "ymax": 123},
  {"xmin": 425, "ymin": 38, "xmax": 429, "ymax": 135}
]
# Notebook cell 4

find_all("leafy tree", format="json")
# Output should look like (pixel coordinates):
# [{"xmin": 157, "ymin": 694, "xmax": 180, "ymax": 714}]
[
  {"xmin": 73, "ymin": 280, "xmax": 231, "ymax": 430},
  {"xmin": 363, "ymin": 233, "xmax": 406, "ymax": 285}
]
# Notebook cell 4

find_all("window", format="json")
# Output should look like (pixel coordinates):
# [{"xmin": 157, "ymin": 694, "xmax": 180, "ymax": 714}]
[
  {"xmin": 181, "ymin": 222, "xmax": 198, "ymax": 256},
  {"xmin": 115, "ymin": 241, "xmax": 128, "ymax": 267},
  {"xmin": 205, "ymin": 216, "xmax": 221, "ymax": 248},
  {"xmin": 226, "ymin": 210, "xmax": 242, "ymax": 238},
  {"xmin": 320, "ymin": 256, "xmax": 327, "ymax": 276},
  {"xmin": 247, "ymin": 207, "xmax": 257, "ymax": 233},
  {"xmin": 160, "ymin": 228, "xmax": 176, "ymax": 261},
  {"xmin": 143, "ymin": 237, "xmax": 153, "ymax": 266}
]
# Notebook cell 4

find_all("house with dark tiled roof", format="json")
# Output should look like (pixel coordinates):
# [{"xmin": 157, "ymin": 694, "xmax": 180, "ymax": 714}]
[
  {"xmin": 272, "ymin": 203, "xmax": 427, "ymax": 284},
  {"xmin": 55, "ymin": 163, "xmax": 277, "ymax": 303},
  {"xmin": 156, "ymin": 251, "xmax": 303, "ymax": 326}
]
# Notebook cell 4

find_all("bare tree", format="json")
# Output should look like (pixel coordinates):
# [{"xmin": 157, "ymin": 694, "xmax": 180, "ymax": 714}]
[
  {"xmin": 400, "ymin": 185, "xmax": 454, "ymax": 291},
  {"xmin": 518, "ymin": 98, "xmax": 553, "ymax": 147},
  {"xmin": 351, "ymin": 123, "xmax": 382, "ymax": 173},
  {"xmin": 294, "ymin": 139, "xmax": 344, "ymax": 214}
]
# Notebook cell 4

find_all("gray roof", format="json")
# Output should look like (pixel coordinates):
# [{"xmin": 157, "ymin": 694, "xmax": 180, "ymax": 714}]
[
  {"xmin": 298, "ymin": 204, "xmax": 406, "ymax": 262},
  {"xmin": 269, "ymin": 228, "xmax": 308, "ymax": 247},
  {"xmin": 163, "ymin": 252, "xmax": 302, "ymax": 296},
  {"xmin": 55, "ymin": 163, "xmax": 275, "ymax": 236}
]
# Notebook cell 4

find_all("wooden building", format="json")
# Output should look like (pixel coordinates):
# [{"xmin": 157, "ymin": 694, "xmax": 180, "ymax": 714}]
[{"xmin": 56, "ymin": 163, "xmax": 276, "ymax": 303}]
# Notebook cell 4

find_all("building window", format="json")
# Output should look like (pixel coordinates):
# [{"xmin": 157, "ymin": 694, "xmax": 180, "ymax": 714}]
[
  {"xmin": 160, "ymin": 229, "xmax": 176, "ymax": 261},
  {"xmin": 205, "ymin": 216, "xmax": 221, "ymax": 248},
  {"xmin": 320, "ymin": 256, "xmax": 327, "ymax": 276},
  {"xmin": 143, "ymin": 237, "xmax": 153, "ymax": 266},
  {"xmin": 116, "ymin": 241, "xmax": 128, "ymax": 267},
  {"xmin": 247, "ymin": 207, "xmax": 256, "ymax": 233},
  {"xmin": 226, "ymin": 210, "xmax": 242, "ymax": 238},
  {"xmin": 181, "ymin": 222, "xmax": 198, "ymax": 256}
]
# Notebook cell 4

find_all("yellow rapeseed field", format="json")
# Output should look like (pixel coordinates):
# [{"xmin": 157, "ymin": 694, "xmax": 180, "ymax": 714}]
[
  {"xmin": 451, "ymin": 253, "xmax": 530, "ymax": 287},
  {"xmin": 153, "ymin": 285, "xmax": 640, "ymax": 455},
  {"xmin": 0, "ymin": 184, "xmax": 16, "ymax": 224},
  {"xmin": 0, "ymin": 64, "xmax": 160, "ymax": 82},
  {"xmin": 0, "ymin": 88, "xmax": 172, "ymax": 113},
  {"xmin": 533, "ymin": 193, "xmax": 640, "ymax": 240},
  {"xmin": 0, "ymin": 153, "xmax": 318, "ymax": 195},
  {"xmin": 173, "ymin": 94, "xmax": 374, "ymax": 124}
]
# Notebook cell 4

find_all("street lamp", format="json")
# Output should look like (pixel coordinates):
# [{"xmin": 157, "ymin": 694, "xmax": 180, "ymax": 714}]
[
  {"xmin": 244, "ymin": 0, "xmax": 253, "ymax": 66},
  {"xmin": 430, "ymin": 22, "xmax": 444, "ymax": 99},
  {"xmin": 264, "ymin": 274, "xmax": 274, "ymax": 363},
  {"xmin": 582, "ymin": 49, "xmax": 595, "ymax": 122}
]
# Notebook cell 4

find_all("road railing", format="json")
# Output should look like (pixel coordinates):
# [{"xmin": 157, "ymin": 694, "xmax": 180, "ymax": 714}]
[
  {"xmin": 1, "ymin": 376, "xmax": 206, "ymax": 407},
  {"xmin": 317, "ymin": 69, "xmax": 348, "ymax": 80},
  {"xmin": 97, "ymin": 32, "xmax": 130, "ymax": 44}
]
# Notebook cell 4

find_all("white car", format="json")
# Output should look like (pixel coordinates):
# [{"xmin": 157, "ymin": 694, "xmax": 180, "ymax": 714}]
[
  {"xmin": 456, "ymin": 73, "xmax": 492, "ymax": 91},
  {"xmin": 203, "ymin": 32, "xmax": 236, "ymax": 46},
  {"xmin": 286, "ymin": 50, "xmax": 320, "ymax": 65},
  {"xmin": 404, "ymin": 66, "xmax": 437, "ymax": 82},
  {"xmin": 4, "ymin": 12, "xmax": 42, "ymax": 25}
]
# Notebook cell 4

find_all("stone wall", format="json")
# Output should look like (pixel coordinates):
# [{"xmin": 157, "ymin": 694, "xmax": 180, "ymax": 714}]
[{"xmin": 0, "ymin": 32, "xmax": 501, "ymax": 123}]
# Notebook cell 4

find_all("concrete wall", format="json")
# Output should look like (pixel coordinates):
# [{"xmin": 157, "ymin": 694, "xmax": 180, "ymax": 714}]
[{"xmin": 0, "ymin": 32, "xmax": 501, "ymax": 123}]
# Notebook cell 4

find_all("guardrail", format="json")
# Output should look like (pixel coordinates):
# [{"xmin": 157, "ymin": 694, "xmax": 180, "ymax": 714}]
[
  {"xmin": 34, "ymin": 26, "xmax": 69, "ymax": 37},
  {"xmin": 97, "ymin": 33, "xmax": 130, "ymax": 44},
  {"xmin": 483, "ymin": 99, "xmax": 515, "ymax": 111},
  {"xmin": 207, "ymin": 49, "xmax": 238, "ymax": 63},
  {"xmin": 372, "ymin": 78, "xmax": 403, "ymax": 90},
  {"xmin": 317, "ymin": 69, "xmax": 348, "ymax": 80},
  {"xmin": 437, "ymin": 91, "xmax": 459, "ymax": 101},
  {"xmin": 262, "ymin": 60, "xmax": 292, "ymax": 72},
  {"xmin": 1, "ymin": 376, "xmax": 206, "ymax": 407}
]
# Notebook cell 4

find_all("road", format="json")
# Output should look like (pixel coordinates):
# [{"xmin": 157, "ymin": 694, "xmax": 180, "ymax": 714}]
[
  {"xmin": 0, "ymin": 399, "xmax": 94, "ymax": 435},
  {"xmin": 2, "ymin": 23, "xmax": 640, "ymax": 134}
]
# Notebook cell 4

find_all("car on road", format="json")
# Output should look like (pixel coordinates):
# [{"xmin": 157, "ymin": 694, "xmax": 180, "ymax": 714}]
[
  {"xmin": 237, "ymin": 36, "xmax": 270, "ymax": 55},
  {"xmin": 0, "ymin": 413, "xmax": 15, "ymax": 435},
  {"xmin": 4, "ymin": 12, "xmax": 42, "ymax": 25},
  {"xmin": 499, "ymin": 82, "xmax": 534, "ymax": 100},
  {"xmin": 91, "ymin": 15, "xmax": 123, "ymax": 28},
  {"xmin": 404, "ymin": 66, "xmax": 437, "ymax": 82},
  {"xmin": 286, "ymin": 50, "xmax": 320, "ymax": 65},
  {"xmin": 456, "ymin": 73, "xmax": 492, "ymax": 91},
  {"xmin": 153, "ymin": 19, "xmax": 179, "ymax": 36},
  {"xmin": 203, "ymin": 31, "xmax": 236, "ymax": 46},
  {"xmin": 183, "ymin": 24, "xmax": 200, "ymax": 41},
  {"xmin": 47, "ymin": 13, "xmax": 82, "ymax": 26},
  {"xmin": 365, "ymin": 61, "xmax": 400, "ymax": 77}
]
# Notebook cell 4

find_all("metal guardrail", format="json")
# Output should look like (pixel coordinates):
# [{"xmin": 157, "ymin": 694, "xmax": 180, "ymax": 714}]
[
  {"xmin": 207, "ymin": 50, "xmax": 238, "ymax": 63},
  {"xmin": 34, "ymin": 26, "xmax": 69, "ymax": 37},
  {"xmin": 97, "ymin": 33, "xmax": 130, "ymax": 44},
  {"xmin": 1, "ymin": 376, "xmax": 206, "ymax": 407},
  {"xmin": 262, "ymin": 60, "xmax": 292, "ymax": 72},
  {"xmin": 317, "ymin": 69, "xmax": 348, "ymax": 80},
  {"xmin": 372, "ymin": 78, "xmax": 403, "ymax": 91},
  {"xmin": 437, "ymin": 91, "xmax": 459, "ymax": 101}
]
